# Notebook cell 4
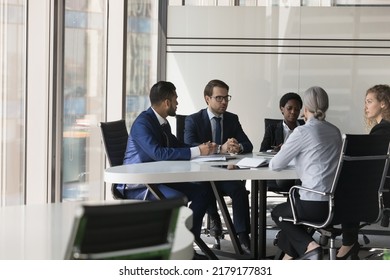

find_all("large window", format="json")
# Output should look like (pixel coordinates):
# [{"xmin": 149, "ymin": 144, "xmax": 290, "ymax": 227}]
[
  {"xmin": 62, "ymin": 0, "xmax": 107, "ymax": 200},
  {"xmin": 0, "ymin": 0, "xmax": 26, "ymax": 206},
  {"xmin": 125, "ymin": 0, "xmax": 158, "ymax": 125}
]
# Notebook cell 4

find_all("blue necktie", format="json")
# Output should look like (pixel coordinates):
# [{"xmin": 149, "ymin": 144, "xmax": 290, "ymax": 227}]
[{"xmin": 214, "ymin": 117, "xmax": 222, "ymax": 145}]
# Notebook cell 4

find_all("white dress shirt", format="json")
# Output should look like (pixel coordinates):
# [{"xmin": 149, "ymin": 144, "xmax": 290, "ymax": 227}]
[{"xmin": 269, "ymin": 117, "xmax": 342, "ymax": 201}]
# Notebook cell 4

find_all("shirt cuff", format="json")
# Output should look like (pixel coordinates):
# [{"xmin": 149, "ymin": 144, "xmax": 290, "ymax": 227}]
[{"xmin": 190, "ymin": 146, "xmax": 201, "ymax": 159}]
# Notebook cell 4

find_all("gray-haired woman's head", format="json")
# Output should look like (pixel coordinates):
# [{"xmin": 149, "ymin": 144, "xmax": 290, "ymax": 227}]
[{"xmin": 303, "ymin": 86, "xmax": 329, "ymax": 121}]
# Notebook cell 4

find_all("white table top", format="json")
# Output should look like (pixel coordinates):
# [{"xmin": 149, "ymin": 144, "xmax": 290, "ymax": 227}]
[
  {"xmin": 104, "ymin": 153, "xmax": 298, "ymax": 184},
  {"xmin": 0, "ymin": 201, "xmax": 193, "ymax": 260}
]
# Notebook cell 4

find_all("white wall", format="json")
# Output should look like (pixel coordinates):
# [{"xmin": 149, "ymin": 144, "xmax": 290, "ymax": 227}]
[{"xmin": 166, "ymin": 6, "xmax": 390, "ymax": 151}]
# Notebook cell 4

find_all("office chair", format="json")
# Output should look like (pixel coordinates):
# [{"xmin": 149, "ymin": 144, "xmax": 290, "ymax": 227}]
[
  {"xmin": 64, "ymin": 198, "xmax": 187, "ymax": 260},
  {"xmin": 380, "ymin": 169, "xmax": 390, "ymax": 227},
  {"xmin": 175, "ymin": 114, "xmax": 187, "ymax": 143},
  {"xmin": 277, "ymin": 134, "xmax": 390, "ymax": 260},
  {"xmin": 99, "ymin": 120, "xmax": 129, "ymax": 199}
]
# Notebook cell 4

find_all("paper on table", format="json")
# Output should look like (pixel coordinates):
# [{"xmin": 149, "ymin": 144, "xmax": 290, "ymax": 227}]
[
  {"xmin": 191, "ymin": 155, "xmax": 228, "ymax": 162},
  {"xmin": 236, "ymin": 157, "xmax": 269, "ymax": 168},
  {"xmin": 256, "ymin": 151, "xmax": 276, "ymax": 158}
]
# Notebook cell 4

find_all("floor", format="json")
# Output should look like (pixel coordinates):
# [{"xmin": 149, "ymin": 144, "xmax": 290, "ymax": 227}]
[{"xmin": 196, "ymin": 192, "xmax": 390, "ymax": 260}]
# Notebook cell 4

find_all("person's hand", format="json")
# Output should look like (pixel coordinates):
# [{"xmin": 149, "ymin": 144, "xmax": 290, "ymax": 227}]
[
  {"xmin": 271, "ymin": 144, "xmax": 282, "ymax": 153},
  {"xmin": 198, "ymin": 141, "xmax": 216, "ymax": 155},
  {"xmin": 222, "ymin": 138, "xmax": 240, "ymax": 154}
]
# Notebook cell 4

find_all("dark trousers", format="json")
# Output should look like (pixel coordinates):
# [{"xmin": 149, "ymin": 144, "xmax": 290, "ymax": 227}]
[
  {"xmin": 267, "ymin": 179, "xmax": 301, "ymax": 193},
  {"xmin": 271, "ymin": 193, "xmax": 329, "ymax": 258},
  {"xmin": 124, "ymin": 182, "xmax": 213, "ymax": 238},
  {"xmin": 207, "ymin": 180, "xmax": 250, "ymax": 234},
  {"xmin": 341, "ymin": 222, "xmax": 359, "ymax": 246}
]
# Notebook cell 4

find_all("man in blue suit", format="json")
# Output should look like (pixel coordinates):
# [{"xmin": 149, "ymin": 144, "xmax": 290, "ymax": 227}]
[
  {"xmin": 184, "ymin": 79, "xmax": 253, "ymax": 253},
  {"xmin": 121, "ymin": 81, "xmax": 214, "ymax": 245}
]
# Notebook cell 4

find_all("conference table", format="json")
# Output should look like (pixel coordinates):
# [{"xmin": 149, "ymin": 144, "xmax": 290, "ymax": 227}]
[
  {"xmin": 0, "ymin": 201, "xmax": 193, "ymax": 260},
  {"xmin": 104, "ymin": 153, "xmax": 298, "ymax": 260}
]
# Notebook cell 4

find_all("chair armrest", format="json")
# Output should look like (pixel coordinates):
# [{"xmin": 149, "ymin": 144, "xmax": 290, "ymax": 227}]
[
  {"xmin": 283, "ymin": 185, "xmax": 330, "ymax": 224},
  {"xmin": 288, "ymin": 185, "xmax": 328, "ymax": 196}
]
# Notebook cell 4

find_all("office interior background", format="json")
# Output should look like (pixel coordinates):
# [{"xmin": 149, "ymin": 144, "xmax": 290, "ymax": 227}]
[{"xmin": 1, "ymin": 0, "xmax": 390, "ymax": 206}]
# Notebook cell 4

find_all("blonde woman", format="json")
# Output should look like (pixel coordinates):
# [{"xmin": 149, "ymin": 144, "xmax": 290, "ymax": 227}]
[{"xmin": 337, "ymin": 84, "xmax": 390, "ymax": 259}]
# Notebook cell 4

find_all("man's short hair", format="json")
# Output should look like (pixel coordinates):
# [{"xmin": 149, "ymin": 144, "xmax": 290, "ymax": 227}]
[
  {"xmin": 204, "ymin": 79, "xmax": 229, "ymax": 97},
  {"xmin": 150, "ymin": 81, "xmax": 176, "ymax": 105}
]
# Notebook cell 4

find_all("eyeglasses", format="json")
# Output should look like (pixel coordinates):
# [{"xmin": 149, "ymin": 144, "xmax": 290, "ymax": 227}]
[{"xmin": 210, "ymin": 95, "xmax": 232, "ymax": 102}]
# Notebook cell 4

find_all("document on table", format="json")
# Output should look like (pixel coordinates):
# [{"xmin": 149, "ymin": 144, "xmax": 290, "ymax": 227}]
[
  {"xmin": 191, "ymin": 154, "xmax": 236, "ymax": 162},
  {"xmin": 256, "ymin": 151, "xmax": 276, "ymax": 159},
  {"xmin": 236, "ymin": 157, "xmax": 269, "ymax": 168}
]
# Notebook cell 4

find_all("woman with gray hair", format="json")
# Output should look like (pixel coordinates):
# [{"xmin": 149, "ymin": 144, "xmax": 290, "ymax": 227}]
[{"xmin": 269, "ymin": 86, "xmax": 342, "ymax": 260}]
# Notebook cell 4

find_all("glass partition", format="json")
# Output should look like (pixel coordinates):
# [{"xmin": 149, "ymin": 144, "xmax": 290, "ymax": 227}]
[
  {"xmin": 125, "ymin": 0, "xmax": 158, "ymax": 126},
  {"xmin": 62, "ymin": 0, "xmax": 107, "ymax": 200}
]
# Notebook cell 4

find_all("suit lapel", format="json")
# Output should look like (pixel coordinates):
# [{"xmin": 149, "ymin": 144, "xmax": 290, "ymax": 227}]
[{"xmin": 201, "ymin": 109, "xmax": 213, "ymax": 141}]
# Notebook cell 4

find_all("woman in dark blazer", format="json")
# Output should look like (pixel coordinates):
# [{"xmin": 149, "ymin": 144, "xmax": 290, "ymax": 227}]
[
  {"xmin": 260, "ymin": 92, "xmax": 303, "ymax": 192},
  {"xmin": 337, "ymin": 84, "xmax": 390, "ymax": 259},
  {"xmin": 260, "ymin": 92, "xmax": 303, "ymax": 152}
]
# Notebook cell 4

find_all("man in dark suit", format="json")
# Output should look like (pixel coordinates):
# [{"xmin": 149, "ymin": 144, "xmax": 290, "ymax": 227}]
[
  {"xmin": 121, "ymin": 81, "xmax": 215, "ymax": 243},
  {"xmin": 184, "ymin": 79, "xmax": 253, "ymax": 253}
]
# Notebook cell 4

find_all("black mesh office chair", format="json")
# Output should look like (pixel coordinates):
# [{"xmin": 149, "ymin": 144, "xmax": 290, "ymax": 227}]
[
  {"xmin": 99, "ymin": 120, "xmax": 129, "ymax": 199},
  {"xmin": 64, "ymin": 198, "xmax": 187, "ymax": 260},
  {"xmin": 175, "ymin": 114, "xmax": 187, "ymax": 143},
  {"xmin": 277, "ymin": 134, "xmax": 390, "ymax": 260},
  {"xmin": 380, "ymin": 166, "xmax": 390, "ymax": 227},
  {"xmin": 382, "ymin": 182, "xmax": 390, "ymax": 227}
]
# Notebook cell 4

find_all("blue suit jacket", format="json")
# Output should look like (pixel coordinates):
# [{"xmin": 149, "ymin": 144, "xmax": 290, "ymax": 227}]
[
  {"xmin": 123, "ymin": 107, "xmax": 191, "ymax": 165},
  {"xmin": 184, "ymin": 109, "xmax": 253, "ymax": 153}
]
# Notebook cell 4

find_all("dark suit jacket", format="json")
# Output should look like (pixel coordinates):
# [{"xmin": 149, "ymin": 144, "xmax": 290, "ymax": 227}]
[
  {"xmin": 260, "ymin": 120, "xmax": 304, "ymax": 152},
  {"xmin": 260, "ymin": 121, "xmax": 285, "ymax": 152},
  {"xmin": 123, "ymin": 107, "xmax": 190, "ymax": 165},
  {"xmin": 184, "ymin": 109, "xmax": 253, "ymax": 153}
]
